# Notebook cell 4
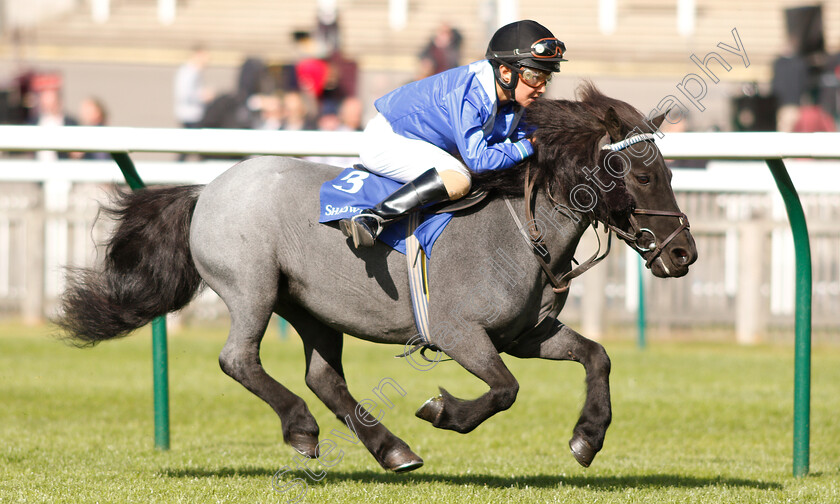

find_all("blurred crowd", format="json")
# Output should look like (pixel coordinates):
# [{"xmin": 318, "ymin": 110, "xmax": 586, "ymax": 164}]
[
  {"xmin": 2, "ymin": 21, "xmax": 464, "ymax": 136},
  {"xmin": 174, "ymin": 33, "xmax": 363, "ymax": 137},
  {"xmin": 2, "ymin": 8, "xmax": 839, "ymax": 164},
  {"xmin": 171, "ymin": 22, "xmax": 464, "ymax": 139}
]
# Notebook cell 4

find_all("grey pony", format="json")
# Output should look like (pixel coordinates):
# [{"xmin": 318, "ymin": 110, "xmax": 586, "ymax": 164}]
[{"xmin": 56, "ymin": 85, "xmax": 697, "ymax": 473}]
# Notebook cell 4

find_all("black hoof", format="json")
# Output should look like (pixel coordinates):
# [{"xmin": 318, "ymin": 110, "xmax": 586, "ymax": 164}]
[
  {"xmin": 415, "ymin": 395, "xmax": 444, "ymax": 426},
  {"xmin": 288, "ymin": 432, "xmax": 320, "ymax": 459},
  {"xmin": 382, "ymin": 445, "xmax": 424, "ymax": 473},
  {"xmin": 569, "ymin": 435, "xmax": 597, "ymax": 467}
]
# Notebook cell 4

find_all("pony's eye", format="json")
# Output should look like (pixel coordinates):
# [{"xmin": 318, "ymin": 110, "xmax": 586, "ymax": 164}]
[{"xmin": 635, "ymin": 174, "xmax": 650, "ymax": 185}]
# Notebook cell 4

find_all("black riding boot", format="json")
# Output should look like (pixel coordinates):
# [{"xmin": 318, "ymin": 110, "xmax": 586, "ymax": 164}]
[{"xmin": 340, "ymin": 168, "xmax": 450, "ymax": 248}]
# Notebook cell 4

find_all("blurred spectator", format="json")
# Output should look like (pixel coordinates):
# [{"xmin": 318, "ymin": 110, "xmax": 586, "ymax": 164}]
[
  {"xmin": 174, "ymin": 44, "xmax": 213, "ymax": 129},
  {"xmin": 30, "ymin": 87, "xmax": 76, "ymax": 127},
  {"xmin": 237, "ymin": 57, "xmax": 267, "ymax": 104},
  {"xmin": 200, "ymin": 95, "xmax": 245, "ymax": 129},
  {"xmin": 320, "ymin": 50, "xmax": 358, "ymax": 116},
  {"xmin": 200, "ymin": 57, "xmax": 267, "ymax": 130},
  {"xmin": 771, "ymin": 37, "xmax": 808, "ymax": 132},
  {"xmin": 337, "ymin": 96, "xmax": 363, "ymax": 131},
  {"xmin": 77, "ymin": 96, "xmax": 111, "ymax": 160},
  {"xmin": 317, "ymin": 97, "xmax": 363, "ymax": 132},
  {"xmin": 309, "ymin": 97, "xmax": 360, "ymax": 167},
  {"xmin": 418, "ymin": 23, "xmax": 463, "ymax": 78},
  {"xmin": 4, "ymin": 70, "xmax": 37, "ymax": 124},
  {"xmin": 254, "ymin": 94, "xmax": 284, "ymax": 130},
  {"xmin": 283, "ymin": 27, "xmax": 358, "ymax": 119},
  {"xmin": 79, "ymin": 96, "xmax": 107, "ymax": 127},
  {"xmin": 793, "ymin": 104, "xmax": 836, "ymax": 132},
  {"xmin": 293, "ymin": 31, "xmax": 330, "ymax": 100},
  {"xmin": 29, "ymin": 87, "xmax": 77, "ymax": 161},
  {"xmin": 295, "ymin": 58, "xmax": 328, "ymax": 99},
  {"xmin": 282, "ymin": 91, "xmax": 317, "ymax": 131},
  {"xmin": 819, "ymin": 52, "xmax": 840, "ymax": 123},
  {"xmin": 317, "ymin": 112, "xmax": 341, "ymax": 132}
]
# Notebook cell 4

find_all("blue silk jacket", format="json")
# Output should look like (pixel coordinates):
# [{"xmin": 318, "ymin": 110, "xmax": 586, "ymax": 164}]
[{"xmin": 374, "ymin": 60, "xmax": 534, "ymax": 173}]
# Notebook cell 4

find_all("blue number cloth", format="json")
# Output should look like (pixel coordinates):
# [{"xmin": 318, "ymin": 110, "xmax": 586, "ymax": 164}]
[{"xmin": 319, "ymin": 167, "xmax": 453, "ymax": 257}]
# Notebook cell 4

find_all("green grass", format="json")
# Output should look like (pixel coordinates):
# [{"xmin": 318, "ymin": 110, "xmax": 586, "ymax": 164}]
[{"xmin": 1, "ymin": 321, "xmax": 839, "ymax": 503}]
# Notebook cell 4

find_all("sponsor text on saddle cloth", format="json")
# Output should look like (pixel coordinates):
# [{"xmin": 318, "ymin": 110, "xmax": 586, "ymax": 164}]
[{"xmin": 319, "ymin": 167, "xmax": 453, "ymax": 256}]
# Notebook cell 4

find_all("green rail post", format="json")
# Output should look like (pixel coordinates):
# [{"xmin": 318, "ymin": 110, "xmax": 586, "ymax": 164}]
[
  {"xmin": 637, "ymin": 255, "xmax": 646, "ymax": 350},
  {"xmin": 111, "ymin": 152, "xmax": 171, "ymax": 451},
  {"xmin": 766, "ymin": 158, "xmax": 811, "ymax": 478}
]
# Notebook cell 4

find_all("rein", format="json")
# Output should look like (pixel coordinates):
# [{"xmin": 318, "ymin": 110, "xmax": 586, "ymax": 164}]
[
  {"xmin": 508, "ymin": 162, "xmax": 608, "ymax": 295},
  {"xmin": 510, "ymin": 132, "xmax": 690, "ymax": 294}
]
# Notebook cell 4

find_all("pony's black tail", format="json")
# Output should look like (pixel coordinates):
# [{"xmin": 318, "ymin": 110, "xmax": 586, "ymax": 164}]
[{"xmin": 55, "ymin": 185, "xmax": 205, "ymax": 347}]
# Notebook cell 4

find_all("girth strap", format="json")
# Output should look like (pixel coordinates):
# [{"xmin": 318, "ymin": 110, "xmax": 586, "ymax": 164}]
[{"xmin": 394, "ymin": 213, "xmax": 452, "ymax": 362}]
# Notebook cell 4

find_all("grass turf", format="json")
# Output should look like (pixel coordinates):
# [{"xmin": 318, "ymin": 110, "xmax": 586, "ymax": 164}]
[{"xmin": 1, "ymin": 321, "xmax": 838, "ymax": 503}]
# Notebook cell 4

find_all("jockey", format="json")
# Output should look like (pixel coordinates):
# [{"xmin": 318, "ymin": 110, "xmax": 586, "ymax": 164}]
[{"xmin": 340, "ymin": 19, "xmax": 566, "ymax": 248}]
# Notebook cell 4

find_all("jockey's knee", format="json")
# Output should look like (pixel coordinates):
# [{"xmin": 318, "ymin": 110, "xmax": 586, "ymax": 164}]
[{"xmin": 438, "ymin": 170, "xmax": 471, "ymax": 200}]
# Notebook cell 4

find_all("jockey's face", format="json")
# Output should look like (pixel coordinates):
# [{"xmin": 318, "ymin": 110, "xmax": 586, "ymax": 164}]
[{"xmin": 497, "ymin": 65, "xmax": 549, "ymax": 108}]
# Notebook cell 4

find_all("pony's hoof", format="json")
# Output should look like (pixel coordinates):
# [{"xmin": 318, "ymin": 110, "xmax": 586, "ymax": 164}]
[
  {"xmin": 382, "ymin": 445, "xmax": 424, "ymax": 473},
  {"xmin": 569, "ymin": 435, "xmax": 596, "ymax": 468},
  {"xmin": 415, "ymin": 395, "xmax": 444, "ymax": 426},
  {"xmin": 288, "ymin": 432, "xmax": 320, "ymax": 459}
]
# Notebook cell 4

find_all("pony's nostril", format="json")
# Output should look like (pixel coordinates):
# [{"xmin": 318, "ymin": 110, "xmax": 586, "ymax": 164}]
[{"xmin": 671, "ymin": 247, "xmax": 690, "ymax": 265}]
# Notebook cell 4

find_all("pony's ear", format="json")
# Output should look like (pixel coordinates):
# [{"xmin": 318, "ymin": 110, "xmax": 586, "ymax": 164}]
[
  {"xmin": 604, "ymin": 107, "xmax": 622, "ymax": 142},
  {"xmin": 650, "ymin": 109, "xmax": 670, "ymax": 130},
  {"xmin": 597, "ymin": 133, "xmax": 611, "ymax": 150}
]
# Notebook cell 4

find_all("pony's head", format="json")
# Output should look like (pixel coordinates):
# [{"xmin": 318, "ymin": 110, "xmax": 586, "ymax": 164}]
[{"xmin": 522, "ymin": 83, "xmax": 698, "ymax": 277}]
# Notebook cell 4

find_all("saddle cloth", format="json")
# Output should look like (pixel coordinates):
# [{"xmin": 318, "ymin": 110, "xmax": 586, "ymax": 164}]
[{"xmin": 319, "ymin": 167, "xmax": 453, "ymax": 256}]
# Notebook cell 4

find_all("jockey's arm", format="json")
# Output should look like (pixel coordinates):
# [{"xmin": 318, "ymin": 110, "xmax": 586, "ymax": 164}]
[{"xmin": 447, "ymin": 94, "xmax": 534, "ymax": 174}]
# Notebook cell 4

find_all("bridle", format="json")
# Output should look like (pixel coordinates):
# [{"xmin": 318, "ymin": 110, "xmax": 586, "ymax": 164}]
[
  {"xmin": 605, "ymin": 208, "xmax": 689, "ymax": 269},
  {"xmin": 599, "ymin": 133, "xmax": 690, "ymax": 269},
  {"xmin": 509, "ymin": 132, "xmax": 690, "ymax": 294}
]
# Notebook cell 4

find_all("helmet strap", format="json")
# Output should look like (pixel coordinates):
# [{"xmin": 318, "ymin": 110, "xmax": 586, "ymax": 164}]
[{"xmin": 493, "ymin": 60, "xmax": 518, "ymax": 92}]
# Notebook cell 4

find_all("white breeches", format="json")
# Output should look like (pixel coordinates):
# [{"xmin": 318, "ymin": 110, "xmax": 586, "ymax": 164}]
[{"xmin": 359, "ymin": 113, "xmax": 471, "ymax": 186}]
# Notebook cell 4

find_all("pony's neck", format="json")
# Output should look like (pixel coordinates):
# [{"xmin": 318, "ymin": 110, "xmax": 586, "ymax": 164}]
[{"xmin": 529, "ymin": 190, "xmax": 593, "ymax": 279}]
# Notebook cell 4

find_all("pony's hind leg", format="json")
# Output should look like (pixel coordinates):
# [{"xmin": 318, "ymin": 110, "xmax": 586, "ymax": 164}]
[
  {"xmin": 504, "ymin": 319, "xmax": 612, "ymax": 468},
  {"xmin": 287, "ymin": 308, "xmax": 424, "ymax": 472},
  {"xmin": 216, "ymin": 299, "xmax": 321, "ymax": 458},
  {"xmin": 189, "ymin": 163, "xmax": 319, "ymax": 457}
]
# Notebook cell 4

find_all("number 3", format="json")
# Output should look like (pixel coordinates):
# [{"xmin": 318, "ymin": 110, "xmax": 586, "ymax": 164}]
[{"xmin": 332, "ymin": 171, "xmax": 369, "ymax": 194}]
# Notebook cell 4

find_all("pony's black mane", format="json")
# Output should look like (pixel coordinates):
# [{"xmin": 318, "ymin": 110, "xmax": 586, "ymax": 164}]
[{"xmin": 472, "ymin": 82, "xmax": 652, "ymax": 222}]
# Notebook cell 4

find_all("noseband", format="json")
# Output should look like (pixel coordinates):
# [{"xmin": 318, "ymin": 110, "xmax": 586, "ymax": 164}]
[{"xmin": 605, "ymin": 209, "xmax": 690, "ymax": 268}]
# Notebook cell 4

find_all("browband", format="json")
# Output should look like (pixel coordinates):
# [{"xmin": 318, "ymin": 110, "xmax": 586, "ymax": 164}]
[{"xmin": 601, "ymin": 132, "xmax": 657, "ymax": 152}]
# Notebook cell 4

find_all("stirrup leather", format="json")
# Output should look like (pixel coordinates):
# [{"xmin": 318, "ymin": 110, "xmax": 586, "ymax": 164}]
[{"xmin": 351, "ymin": 212, "xmax": 385, "ymax": 230}]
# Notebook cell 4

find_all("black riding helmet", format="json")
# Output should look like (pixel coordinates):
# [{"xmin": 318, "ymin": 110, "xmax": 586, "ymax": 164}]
[{"xmin": 486, "ymin": 20, "xmax": 566, "ymax": 90}]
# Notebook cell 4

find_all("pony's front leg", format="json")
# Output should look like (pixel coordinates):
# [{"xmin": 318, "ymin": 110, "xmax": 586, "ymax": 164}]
[
  {"xmin": 415, "ymin": 328, "xmax": 520, "ymax": 434},
  {"xmin": 505, "ymin": 319, "xmax": 612, "ymax": 467}
]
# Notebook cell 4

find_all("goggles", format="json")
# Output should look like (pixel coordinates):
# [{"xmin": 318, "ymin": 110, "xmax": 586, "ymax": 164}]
[
  {"xmin": 529, "ymin": 38, "xmax": 565, "ymax": 59},
  {"xmin": 515, "ymin": 66, "xmax": 553, "ymax": 88},
  {"xmin": 492, "ymin": 38, "xmax": 566, "ymax": 61}
]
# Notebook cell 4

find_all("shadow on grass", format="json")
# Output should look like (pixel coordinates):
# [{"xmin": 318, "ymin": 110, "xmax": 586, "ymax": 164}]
[
  {"xmin": 326, "ymin": 471, "xmax": 783, "ymax": 491},
  {"xmin": 160, "ymin": 466, "xmax": 782, "ymax": 491}
]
